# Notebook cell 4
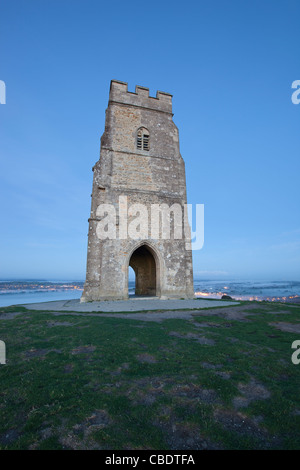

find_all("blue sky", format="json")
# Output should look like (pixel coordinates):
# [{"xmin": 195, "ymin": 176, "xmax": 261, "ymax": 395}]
[{"xmin": 0, "ymin": 0, "xmax": 299, "ymax": 281}]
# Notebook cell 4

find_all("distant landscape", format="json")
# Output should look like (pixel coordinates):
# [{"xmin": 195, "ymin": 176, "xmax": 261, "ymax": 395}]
[{"xmin": 0, "ymin": 279, "xmax": 299, "ymax": 308}]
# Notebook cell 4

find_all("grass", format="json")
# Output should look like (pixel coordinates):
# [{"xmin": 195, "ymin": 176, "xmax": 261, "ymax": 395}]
[{"xmin": 0, "ymin": 301, "xmax": 299, "ymax": 450}]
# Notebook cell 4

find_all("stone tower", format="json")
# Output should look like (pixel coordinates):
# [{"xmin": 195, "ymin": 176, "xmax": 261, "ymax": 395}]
[{"xmin": 81, "ymin": 80, "xmax": 194, "ymax": 302}]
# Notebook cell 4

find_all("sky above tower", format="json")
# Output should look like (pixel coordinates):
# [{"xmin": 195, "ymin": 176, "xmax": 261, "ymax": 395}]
[{"xmin": 0, "ymin": 0, "xmax": 299, "ymax": 281}]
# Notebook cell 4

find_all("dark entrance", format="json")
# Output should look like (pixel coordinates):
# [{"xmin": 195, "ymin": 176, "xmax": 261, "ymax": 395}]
[{"xmin": 129, "ymin": 245, "xmax": 156, "ymax": 296}]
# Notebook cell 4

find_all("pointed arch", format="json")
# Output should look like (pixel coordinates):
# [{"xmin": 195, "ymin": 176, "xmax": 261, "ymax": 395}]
[{"xmin": 126, "ymin": 241, "xmax": 162, "ymax": 297}]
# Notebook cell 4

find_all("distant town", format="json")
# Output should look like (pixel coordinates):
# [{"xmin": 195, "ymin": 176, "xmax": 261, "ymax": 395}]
[
  {"xmin": 0, "ymin": 280, "xmax": 299, "ymax": 304},
  {"xmin": 0, "ymin": 281, "xmax": 84, "ymax": 293}
]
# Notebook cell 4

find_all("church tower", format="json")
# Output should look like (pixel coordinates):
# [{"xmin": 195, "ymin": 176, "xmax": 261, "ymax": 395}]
[{"xmin": 81, "ymin": 80, "xmax": 194, "ymax": 301}]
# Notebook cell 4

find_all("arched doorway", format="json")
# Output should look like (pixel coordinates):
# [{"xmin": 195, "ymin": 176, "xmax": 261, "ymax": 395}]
[{"xmin": 129, "ymin": 245, "xmax": 157, "ymax": 296}]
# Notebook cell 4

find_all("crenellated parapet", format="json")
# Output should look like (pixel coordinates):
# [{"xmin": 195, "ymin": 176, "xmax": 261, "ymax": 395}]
[{"xmin": 109, "ymin": 80, "xmax": 173, "ymax": 114}]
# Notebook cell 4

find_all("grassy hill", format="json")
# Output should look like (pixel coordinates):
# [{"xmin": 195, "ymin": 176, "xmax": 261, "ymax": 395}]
[{"xmin": 0, "ymin": 301, "xmax": 299, "ymax": 450}]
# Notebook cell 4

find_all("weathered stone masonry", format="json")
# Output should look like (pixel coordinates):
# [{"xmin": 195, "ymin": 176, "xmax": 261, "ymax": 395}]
[{"xmin": 81, "ymin": 80, "xmax": 194, "ymax": 301}]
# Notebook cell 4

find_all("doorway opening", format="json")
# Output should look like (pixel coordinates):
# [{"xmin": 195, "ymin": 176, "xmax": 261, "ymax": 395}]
[{"xmin": 128, "ymin": 245, "xmax": 157, "ymax": 296}]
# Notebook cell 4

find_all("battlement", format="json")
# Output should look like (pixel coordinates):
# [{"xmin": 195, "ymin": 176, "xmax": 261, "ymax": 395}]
[{"xmin": 109, "ymin": 80, "xmax": 173, "ymax": 114}]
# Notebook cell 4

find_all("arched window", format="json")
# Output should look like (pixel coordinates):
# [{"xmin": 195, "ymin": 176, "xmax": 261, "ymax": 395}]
[{"xmin": 137, "ymin": 127, "xmax": 150, "ymax": 151}]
